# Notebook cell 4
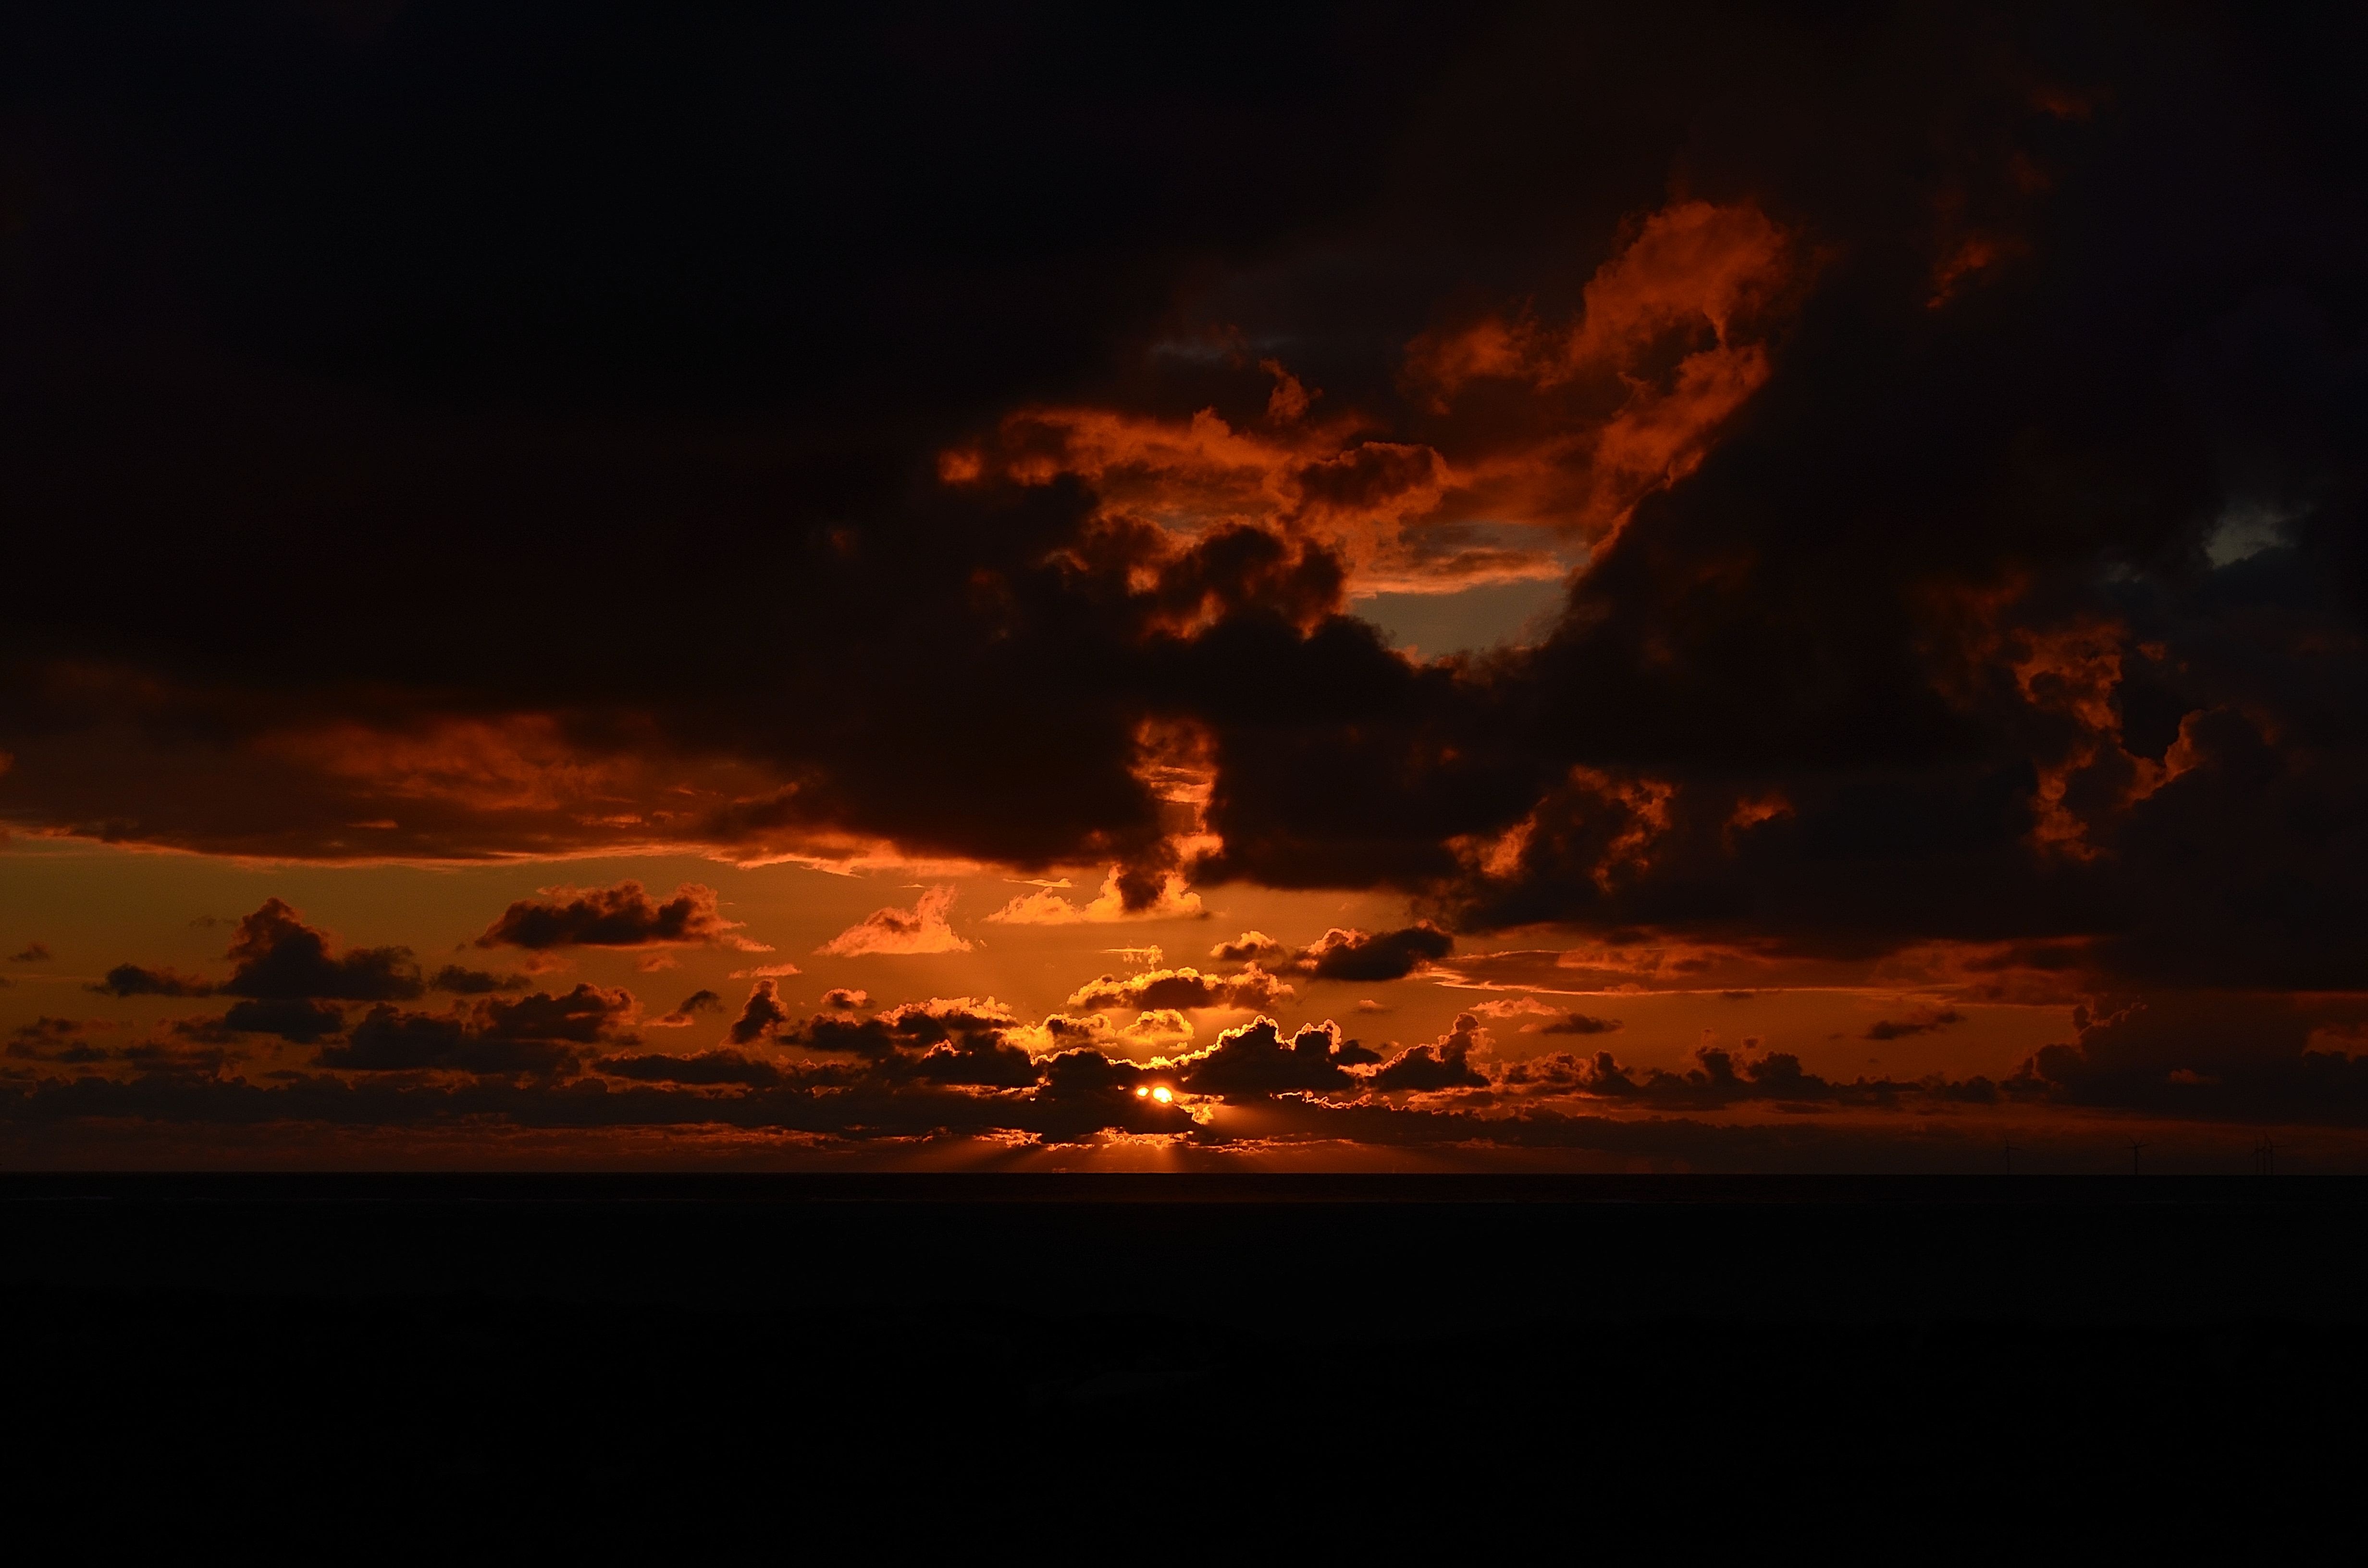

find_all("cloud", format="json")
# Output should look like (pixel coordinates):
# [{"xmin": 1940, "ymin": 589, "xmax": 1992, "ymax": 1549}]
[
  {"xmin": 430, "ymin": 964, "xmax": 526, "ymax": 995},
  {"xmin": 651, "ymin": 990, "xmax": 723, "ymax": 1028},
  {"xmin": 818, "ymin": 886, "xmax": 973, "ymax": 956},
  {"xmin": 1013, "ymin": 1008, "xmax": 1196, "ymax": 1056},
  {"xmin": 9, "ymin": 942, "xmax": 49, "ymax": 963},
  {"xmin": 221, "ymin": 899, "xmax": 423, "ymax": 1001},
  {"xmin": 1369, "ymin": 1015, "xmax": 1492, "ymax": 1093},
  {"xmin": 1866, "ymin": 1009, "xmax": 1964, "ymax": 1041},
  {"xmin": 726, "ymin": 979, "xmax": 794, "ymax": 1046},
  {"xmin": 218, "ymin": 999, "xmax": 348, "ymax": 1043},
  {"xmin": 2007, "ymin": 993, "xmax": 2368, "ymax": 1124},
  {"xmin": 477, "ymin": 882, "xmax": 758, "ymax": 951},
  {"xmin": 90, "ymin": 964, "xmax": 215, "ymax": 998},
  {"xmin": 1536, "ymin": 1012, "xmax": 1623, "ymax": 1036},
  {"xmin": 1465, "ymin": 996, "xmax": 1621, "ymax": 1034},
  {"xmin": 1210, "ymin": 932, "xmax": 1285, "ymax": 962},
  {"xmin": 728, "ymin": 963, "xmax": 804, "ymax": 979},
  {"xmin": 598, "ymin": 1050, "xmax": 784, "ymax": 1088},
  {"xmin": 316, "ymin": 984, "xmax": 637, "ymax": 1074},
  {"xmin": 1172, "ymin": 1018, "xmax": 1379, "ymax": 1098},
  {"xmin": 6, "ymin": 1018, "xmax": 108, "ymax": 1064},
  {"xmin": 1298, "ymin": 925, "xmax": 1455, "ymax": 983},
  {"xmin": 987, "ymin": 867, "xmax": 1205, "ymax": 925},
  {"xmin": 1064, "ymin": 965, "xmax": 1294, "ymax": 1013},
  {"xmin": 820, "ymin": 988, "xmax": 869, "ymax": 1011}
]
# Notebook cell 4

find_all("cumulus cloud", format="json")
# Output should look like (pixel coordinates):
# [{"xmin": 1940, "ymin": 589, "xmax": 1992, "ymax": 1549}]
[
  {"xmin": 1369, "ymin": 1015, "xmax": 1492, "ymax": 1092},
  {"xmin": 222, "ymin": 899, "xmax": 425, "ymax": 1001},
  {"xmin": 86, "ymin": 905, "xmax": 421, "ymax": 999},
  {"xmin": 820, "ymin": 988, "xmax": 869, "ymax": 1011},
  {"xmin": 1172, "ymin": 1017, "xmax": 1379, "ymax": 1098},
  {"xmin": 727, "ymin": 979, "xmax": 795, "ymax": 1046},
  {"xmin": 1209, "ymin": 931, "xmax": 1285, "ymax": 962},
  {"xmin": 818, "ymin": 886, "xmax": 974, "ymax": 956},
  {"xmin": 477, "ymin": 881, "xmax": 760, "ymax": 951},
  {"xmin": 987, "ymin": 867, "xmax": 1205, "ymax": 925},
  {"xmin": 1065, "ymin": 965, "xmax": 1295, "ymax": 1013},
  {"xmin": 1013, "ymin": 1008, "xmax": 1196, "ymax": 1057}
]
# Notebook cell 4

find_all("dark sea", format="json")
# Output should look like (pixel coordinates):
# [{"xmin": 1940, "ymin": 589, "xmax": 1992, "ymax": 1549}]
[{"xmin": 5, "ymin": 1174, "xmax": 2356, "ymax": 1549}]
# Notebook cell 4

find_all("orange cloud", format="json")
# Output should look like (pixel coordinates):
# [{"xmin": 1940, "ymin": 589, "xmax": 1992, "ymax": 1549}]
[
  {"xmin": 948, "ymin": 199, "xmax": 1799, "ymax": 612},
  {"xmin": 987, "ymin": 865, "xmax": 1205, "ymax": 926},
  {"xmin": 817, "ymin": 885, "xmax": 974, "ymax": 957},
  {"xmin": 1065, "ymin": 964, "xmax": 1295, "ymax": 1013}
]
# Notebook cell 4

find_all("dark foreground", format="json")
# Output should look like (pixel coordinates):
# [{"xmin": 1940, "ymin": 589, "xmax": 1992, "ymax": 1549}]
[{"xmin": 3, "ymin": 1173, "xmax": 2359, "ymax": 1549}]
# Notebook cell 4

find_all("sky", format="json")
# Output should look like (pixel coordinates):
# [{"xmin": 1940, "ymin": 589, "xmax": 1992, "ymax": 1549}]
[{"xmin": 3, "ymin": 2, "xmax": 2366, "ymax": 1171}]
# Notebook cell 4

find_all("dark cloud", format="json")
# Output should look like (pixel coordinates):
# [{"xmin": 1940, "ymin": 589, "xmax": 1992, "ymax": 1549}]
[
  {"xmin": 316, "ymin": 984, "xmax": 638, "ymax": 1075},
  {"xmin": 1535, "ymin": 1012, "xmax": 1623, "ymax": 1036},
  {"xmin": 1066, "ymin": 966, "xmax": 1294, "ymax": 1013},
  {"xmin": 476, "ymin": 882, "xmax": 742, "ymax": 950},
  {"xmin": 430, "ymin": 964, "xmax": 527, "ymax": 995},
  {"xmin": 1209, "ymin": 931, "xmax": 1285, "ymax": 963},
  {"xmin": 223, "ymin": 899, "xmax": 423, "ymax": 1001},
  {"xmin": 726, "ymin": 980, "xmax": 794, "ymax": 1047},
  {"xmin": 1369, "ymin": 1015, "xmax": 1492, "ymax": 1093},
  {"xmin": 652, "ymin": 990, "xmax": 724, "ymax": 1028},
  {"xmin": 820, "ymin": 988, "xmax": 869, "ymax": 1011},
  {"xmin": 86, "ymin": 900, "xmax": 422, "ymax": 1004},
  {"xmin": 219, "ymin": 999, "xmax": 347, "ymax": 1044},
  {"xmin": 89, "ymin": 965, "xmax": 215, "ymax": 999},
  {"xmin": 1866, "ymin": 1010, "xmax": 1965, "ymax": 1041},
  {"xmin": 5, "ymin": 1018, "xmax": 106, "ymax": 1065},
  {"xmin": 1297, "ymin": 925, "xmax": 1454, "ymax": 983},
  {"xmin": 9, "ymin": 942, "xmax": 49, "ymax": 962},
  {"xmin": 2012, "ymin": 993, "xmax": 2368, "ymax": 1125},
  {"xmin": 1173, "ymin": 1018, "xmax": 1380, "ymax": 1099},
  {"xmin": 598, "ymin": 1050, "xmax": 783, "ymax": 1089},
  {"xmin": 14, "ymin": 982, "xmax": 2368, "ymax": 1160}
]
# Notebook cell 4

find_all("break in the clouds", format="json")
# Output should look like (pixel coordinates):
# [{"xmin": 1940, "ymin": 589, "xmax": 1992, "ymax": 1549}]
[{"xmin": 6, "ymin": 6, "xmax": 2368, "ymax": 1165}]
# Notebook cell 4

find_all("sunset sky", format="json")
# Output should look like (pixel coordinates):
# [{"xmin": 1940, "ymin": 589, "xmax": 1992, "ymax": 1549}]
[{"xmin": 4, "ymin": 2, "xmax": 2366, "ymax": 1170}]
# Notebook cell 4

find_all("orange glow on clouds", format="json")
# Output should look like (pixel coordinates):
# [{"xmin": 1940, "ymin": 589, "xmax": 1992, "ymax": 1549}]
[{"xmin": 950, "ymin": 199, "xmax": 1801, "ymax": 601}]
